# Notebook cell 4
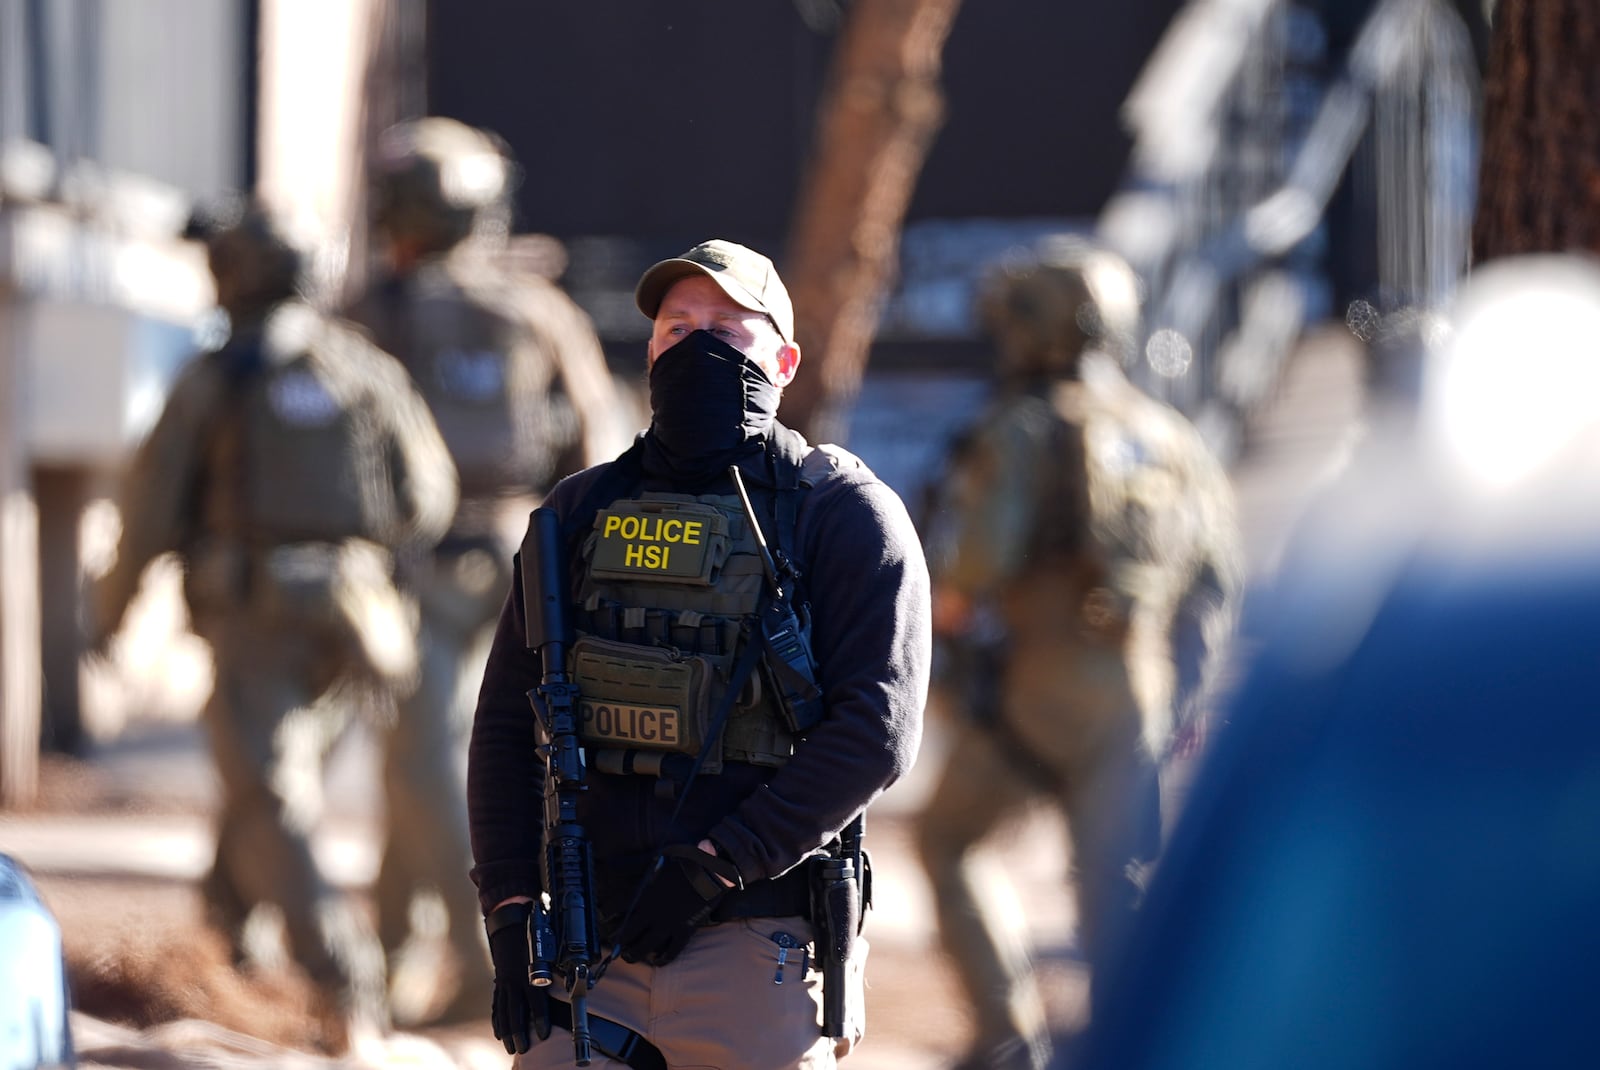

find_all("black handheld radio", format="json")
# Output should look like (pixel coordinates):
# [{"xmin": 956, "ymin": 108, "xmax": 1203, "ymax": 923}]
[{"xmin": 728, "ymin": 465, "xmax": 825, "ymax": 735}]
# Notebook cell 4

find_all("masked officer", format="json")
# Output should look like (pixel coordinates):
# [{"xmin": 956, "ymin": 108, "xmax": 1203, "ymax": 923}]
[
  {"xmin": 466, "ymin": 239, "xmax": 931, "ymax": 1068},
  {"xmin": 342, "ymin": 116, "xmax": 630, "ymax": 1025},
  {"xmin": 91, "ymin": 199, "xmax": 458, "ymax": 1053},
  {"xmin": 914, "ymin": 238, "xmax": 1243, "ymax": 1069}
]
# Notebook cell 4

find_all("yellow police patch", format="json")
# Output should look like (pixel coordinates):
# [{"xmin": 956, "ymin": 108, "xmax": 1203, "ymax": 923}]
[{"xmin": 591, "ymin": 500, "xmax": 727, "ymax": 582}]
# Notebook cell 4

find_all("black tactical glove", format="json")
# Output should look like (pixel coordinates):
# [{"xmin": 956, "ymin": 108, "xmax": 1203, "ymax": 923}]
[
  {"xmin": 486, "ymin": 902, "xmax": 550, "ymax": 1054},
  {"xmin": 617, "ymin": 844, "xmax": 741, "ymax": 967}
]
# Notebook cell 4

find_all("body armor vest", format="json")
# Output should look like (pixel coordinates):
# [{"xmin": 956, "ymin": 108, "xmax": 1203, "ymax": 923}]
[
  {"xmin": 208, "ymin": 326, "xmax": 398, "ymax": 546},
  {"xmin": 570, "ymin": 489, "xmax": 797, "ymax": 773},
  {"xmin": 352, "ymin": 264, "xmax": 561, "ymax": 500}
]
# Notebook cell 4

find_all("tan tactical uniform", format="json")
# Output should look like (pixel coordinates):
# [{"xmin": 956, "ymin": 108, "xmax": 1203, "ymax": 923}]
[
  {"xmin": 345, "ymin": 116, "xmax": 632, "ymax": 1023},
  {"xmin": 94, "ymin": 258, "xmax": 457, "ymax": 1048},
  {"xmin": 915, "ymin": 243, "xmax": 1242, "ymax": 1070}
]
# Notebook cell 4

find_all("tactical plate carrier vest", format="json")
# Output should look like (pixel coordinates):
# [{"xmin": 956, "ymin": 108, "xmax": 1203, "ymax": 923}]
[
  {"xmin": 210, "ymin": 315, "xmax": 402, "ymax": 546},
  {"xmin": 368, "ymin": 266, "xmax": 563, "ymax": 501},
  {"xmin": 570, "ymin": 490, "xmax": 797, "ymax": 774}
]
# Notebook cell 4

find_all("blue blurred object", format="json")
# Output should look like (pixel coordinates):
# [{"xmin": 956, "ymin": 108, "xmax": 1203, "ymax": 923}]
[
  {"xmin": 0, "ymin": 854, "xmax": 74, "ymax": 1070},
  {"xmin": 1075, "ymin": 549, "xmax": 1600, "ymax": 1069},
  {"xmin": 1070, "ymin": 253, "xmax": 1600, "ymax": 1070}
]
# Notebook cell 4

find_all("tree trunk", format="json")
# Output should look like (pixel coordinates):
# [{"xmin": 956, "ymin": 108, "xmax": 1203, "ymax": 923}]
[
  {"xmin": 779, "ymin": 0, "xmax": 965, "ymax": 443},
  {"xmin": 1471, "ymin": 0, "xmax": 1600, "ymax": 262}
]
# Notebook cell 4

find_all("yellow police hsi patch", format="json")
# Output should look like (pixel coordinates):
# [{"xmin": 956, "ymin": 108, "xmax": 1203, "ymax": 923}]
[{"xmin": 591, "ymin": 502, "xmax": 721, "ymax": 580}]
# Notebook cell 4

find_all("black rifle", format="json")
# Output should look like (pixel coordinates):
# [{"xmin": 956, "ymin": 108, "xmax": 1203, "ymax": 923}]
[
  {"xmin": 522, "ymin": 506, "xmax": 600, "ymax": 1066},
  {"xmin": 727, "ymin": 465, "xmax": 824, "ymax": 734}
]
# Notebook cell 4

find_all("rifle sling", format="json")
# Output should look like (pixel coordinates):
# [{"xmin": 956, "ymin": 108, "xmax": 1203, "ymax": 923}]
[{"xmin": 547, "ymin": 999, "xmax": 666, "ymax": 1070}]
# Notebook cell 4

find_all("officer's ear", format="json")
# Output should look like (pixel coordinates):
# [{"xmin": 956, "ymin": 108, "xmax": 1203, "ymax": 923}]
[{"xmin": 774, "ymin": 342, "xmax": 801, "ymax": 388}]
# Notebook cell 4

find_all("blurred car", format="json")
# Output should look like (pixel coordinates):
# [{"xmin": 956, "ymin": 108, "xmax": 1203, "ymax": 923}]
[
  {"xmin": 1068, "ymin": 255, "xmax": 1600, "ymax": 1070},
  {"xmin": 1, "ymin": 853, "xmax": 73, "ymax": 1070}
]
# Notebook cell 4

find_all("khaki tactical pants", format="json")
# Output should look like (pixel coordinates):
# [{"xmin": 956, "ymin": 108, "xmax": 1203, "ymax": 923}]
[
  {"xmin": 914, "ymin": 632, "xmax": 1161, "ymax": 1067},
  {"xmin": 514, "ymin": 916, "xmax": 866, "ymax": 1070},
  {"xmin": 195, "ymin": 601, "xmax": 388, "ymax": 1029},
  {"xmin": 376, "ymin": 542, "xmax": 508, "ymax": 1015}
]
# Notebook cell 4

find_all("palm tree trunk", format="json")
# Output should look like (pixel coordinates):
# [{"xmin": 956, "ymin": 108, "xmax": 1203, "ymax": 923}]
[
  {"xmin": 779, "ymin": 0, "xmax": 965, "ymax": 443},
  {"xmin": 1471, "ymin": 0, "xmax": 1600, "ymax": 262}
]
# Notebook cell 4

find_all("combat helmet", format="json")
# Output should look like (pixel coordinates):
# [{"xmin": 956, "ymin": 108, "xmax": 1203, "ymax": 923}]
[
  {"xmin": 977, "ymin": 236, "xmax": 1142, "ymax": 381},
  {"xmin": 185, "ymin": 197, "xmax": 306, "ymax": 326},
  {"xmin": 369, "ymin": 117, "xmax": 516, "ymax": 256}
]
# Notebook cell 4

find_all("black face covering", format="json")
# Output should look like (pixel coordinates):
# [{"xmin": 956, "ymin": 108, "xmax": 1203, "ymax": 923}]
[{"xmin": 642, "ymin": 330, "xmax": 781, "ymax": 484}]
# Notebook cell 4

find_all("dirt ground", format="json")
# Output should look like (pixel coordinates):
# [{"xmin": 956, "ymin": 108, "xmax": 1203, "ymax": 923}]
[{"xmin": 30, "ymin": 753, "xmax": 338, "ymax": 1057}]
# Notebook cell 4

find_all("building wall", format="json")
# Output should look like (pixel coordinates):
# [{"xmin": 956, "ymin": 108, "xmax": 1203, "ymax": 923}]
[
  {"xmin": 0, "ymin": 0, "xmax": 247, "ymax": 201},
  {"xmin": 425, "ymin": 0, "xmax": 1186, "ymax": 348},
  {"xmin": 96, "ymin": 0, "xmax": 248, "ymax": 199}
]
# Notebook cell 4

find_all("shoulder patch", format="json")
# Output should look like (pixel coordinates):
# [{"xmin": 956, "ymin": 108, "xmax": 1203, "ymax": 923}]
[
  {"xmin": 801, "ymin": 442, "xmax": 869, "ymax": 486},
  {"xmin": 268, "ymin": 367, "xmax": 341, "ymax": 427},
  {"xmin": 434, "ymin": 347, "xmax": 508, "ymax": 400}
]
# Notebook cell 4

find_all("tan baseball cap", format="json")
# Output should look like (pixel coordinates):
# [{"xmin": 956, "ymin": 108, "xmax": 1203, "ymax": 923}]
[{"xmin": 634, "ymin": 239, "xmax": 795, "ymax": 344}]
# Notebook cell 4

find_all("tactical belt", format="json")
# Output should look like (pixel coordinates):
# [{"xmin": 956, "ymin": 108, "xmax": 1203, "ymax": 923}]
[
  {"xmin": 548, "ymin": 999, "xmax": 666, "ymax": 1070},
  {"xmin": 712, "ymin": 864, "xmax": 811, "ymax": 922}
]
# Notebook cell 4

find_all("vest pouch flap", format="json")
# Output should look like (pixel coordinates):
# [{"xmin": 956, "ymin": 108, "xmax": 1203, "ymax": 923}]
[
  {"xmin": 242, "ymin": 362, "xmax": 384, "ymax": 542},
  {"xmin": 256, "ymin": 542, "xmax": 344, "ymax": 615},
  {"xmin": 246, "ymin": 541, "xmax": 415, "ymax": 687},
  {"xmin": 571, "ymin": 634, "xmax": 719, "ymax": 772},
  {"xmin": 589, "ymin": 500, "xmax": 730, "ymax": 585}
]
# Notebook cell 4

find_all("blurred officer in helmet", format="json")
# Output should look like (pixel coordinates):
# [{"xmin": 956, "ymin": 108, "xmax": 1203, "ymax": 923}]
[
  {"xmin": 92, "ymin": 198, "xmax": 458, "ymax": 1054},
  {"xmin": 915, "ymin": 237, "xmax": 1243, "ymax": 1069},
  {"xmin": 343, "ymin": 116, "xmax": 630, "ymax": 1025}
]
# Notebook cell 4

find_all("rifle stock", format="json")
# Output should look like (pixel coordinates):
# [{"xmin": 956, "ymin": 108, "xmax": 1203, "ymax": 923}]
[{"xmin": 522, "ymin": 506, "xmax": 600, "ymax": 1065}]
